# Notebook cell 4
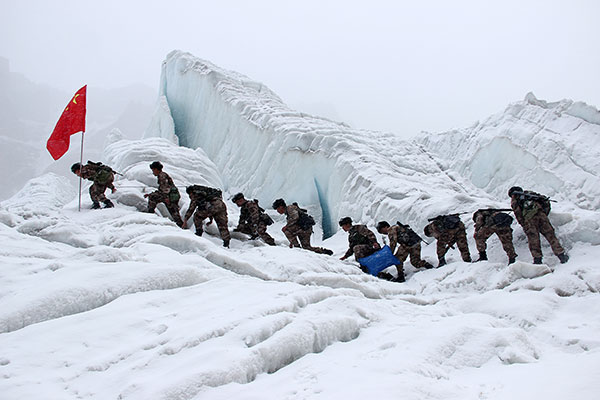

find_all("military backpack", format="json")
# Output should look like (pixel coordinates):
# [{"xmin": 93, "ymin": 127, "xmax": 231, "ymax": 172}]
[
  {"xmin": 395, "ymin": 222, "xmax": 421, "ymax": 246},
  {"xmin": 292, "ymin": 203, "xmax": 316, "ymax": 231},
  {"xmin": 87, "ymin": 161, "xmax": 113, "ymax": 185},
  {"xmin": 519, "ymin": 191, "xmax": 551, "ymax": 221}
]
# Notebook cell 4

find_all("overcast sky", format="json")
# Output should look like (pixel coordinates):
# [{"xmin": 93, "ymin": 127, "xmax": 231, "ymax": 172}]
[{"xmin": 1, "ymin": 0, "xmax": 599, "ymax": 137}]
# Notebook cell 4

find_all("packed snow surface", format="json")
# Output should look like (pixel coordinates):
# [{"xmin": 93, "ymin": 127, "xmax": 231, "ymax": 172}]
[{"xmin": 2, "ymin": 52, "xmax": 600, "ymax": 399}]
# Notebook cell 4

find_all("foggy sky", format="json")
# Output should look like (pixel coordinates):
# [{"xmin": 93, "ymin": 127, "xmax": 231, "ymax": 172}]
[{"xmin": 1, "ymin": 0, "xmax": 599, "ymax": 137}]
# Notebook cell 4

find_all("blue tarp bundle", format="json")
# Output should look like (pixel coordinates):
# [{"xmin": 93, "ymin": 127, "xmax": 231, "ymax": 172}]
[{"xmin": 357, "ymin": 245, "xmax": 401, "ymax": 276}]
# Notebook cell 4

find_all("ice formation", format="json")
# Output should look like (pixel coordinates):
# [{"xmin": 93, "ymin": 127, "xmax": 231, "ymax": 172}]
[
  {"xmin": 1, "ymin": 51, "xmax": 599, "ymax": 400},
  {"xmin": 145, "ymin": 51, "xmax": 496, "ymax": 237}
]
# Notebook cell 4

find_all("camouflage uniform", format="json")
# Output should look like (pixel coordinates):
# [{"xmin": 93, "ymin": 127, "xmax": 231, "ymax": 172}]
[
  {"xmin": 426, "ymin": 219, "xmax": 471, "ymax": 262},
  {"xmin": 235, "ymin": 200, "xmax": 275, "ymax": 245},
  {"xmin": 79, "ymin": 164, "xmax": 114, "ymax": 203},
  {"xmin": 184, "ymin": 189, "xmax": 230, "ymax": 243},
  {"xmin": 147, "ymin": 171, "xmax": 183, "ymax": 227},
  {"xmin": 511, "ymin": 195, "xmax": 565, "ymax": 259},
  {"xmin": 473, "ymin": 211, "xmax": 517, "ymax": 259},
  {"xmin": 343, "ymin": 224, "xmax": 380, "ymax": 261},
  {"xmin": 387, "ymin": 224, "xmax": 431, "ymax": 268},
  {"xmin": 283, "ymin": 204, "xmax": 332, "ymax": 255}
]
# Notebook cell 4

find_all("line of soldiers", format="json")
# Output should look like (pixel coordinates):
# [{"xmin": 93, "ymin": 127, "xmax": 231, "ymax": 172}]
[
  {"xmin": 338, "ymin": 187, "xmax": 569, "ymax": 282},
  {"xmin": 71, "ymin": 161, "xmax": 569, "ymax": 279},
  {"xmin": 71, "ymin": 161, "xmax": 332, "ymax": 254}
]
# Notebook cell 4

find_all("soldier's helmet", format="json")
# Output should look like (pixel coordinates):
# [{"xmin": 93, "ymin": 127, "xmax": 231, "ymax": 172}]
[
  {"xmin": 149, "ymin": 161, "xmax": 163, "ymax": 171},
  {"xmin": 232, "ymin": 193, "xmax": 245, "ymax": 203},
  {"xmin": 338, "ymin": 217, "xmax": 352, "ymax": 227},
  {"xmin": 508, "ymin": 186, "xmax": 523, "ymax": 197},
  {"xmin": 423, "ymin": 225, "xmax": 432, "ymax": 237},
  {"xmin": 376, "ymin": 221, "xmax": 390, "ymax": 233},
  {"xmin": 71, "ymin": 163, "xmax": 82, "ymax": 173},
  {"xmin": 272, "ymin": 198, "xmax": 286, "ymax": 209}
]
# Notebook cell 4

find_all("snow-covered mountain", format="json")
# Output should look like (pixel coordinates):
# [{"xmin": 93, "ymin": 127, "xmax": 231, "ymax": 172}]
[{"xmin": 1, "ymin": 52, "xmax": 599, "ymax": 400}]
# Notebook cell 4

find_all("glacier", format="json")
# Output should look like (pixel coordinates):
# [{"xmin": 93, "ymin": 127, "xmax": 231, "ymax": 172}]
[
  {"xmin": 1, "ymin": 50, "xmax": 600, "ymax": 400},
  {"xmin": 145, "ymin": 51, "xmax": 499, "ymax": 238}
]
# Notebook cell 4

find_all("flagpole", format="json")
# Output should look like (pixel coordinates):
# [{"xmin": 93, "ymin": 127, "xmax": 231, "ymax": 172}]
[{"xmin": 78, "ymin": 131, "xmax": 84, "ymax": 211}]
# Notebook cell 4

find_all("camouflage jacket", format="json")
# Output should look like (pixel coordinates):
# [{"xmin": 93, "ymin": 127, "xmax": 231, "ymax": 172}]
[
  {"xmin": 184, "ymin": 192, "xmax": 209, "ymax": 221},
  {"xmin": 80, "ymin": 164, "xmax": 115, "ymax": 189},
  {"xmin": 511, "ymin": 190, "xmax": 548, "ymax": 224},
  {"xmin": 284, "ymin": 204, "xmax": 301, "ymax": 229},
  {"xmin": 238, "ymin": 200, "xmax": 261, "ymax": 227},
  {"xmin": 155, "ymin": 171, "xmax": 175, "ymax": 195},
  {"xmin": 344, "ymin": 224, "xmax": 378, "ymax": 259}
]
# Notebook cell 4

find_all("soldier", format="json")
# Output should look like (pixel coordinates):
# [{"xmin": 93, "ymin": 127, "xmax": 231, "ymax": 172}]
[
  {"xmin": 71, "ymin": 161, "xmax": 116, "ymax": 209},
  {"xmin": 182, "ymin": 185, "xmax": 231, "ymax": 247},
  {"xmin": 376, "ymin": 221, "xmax": 433, "ymax": 281},
  {"xmin": 339, "ymin": 216, "xmax": 381, "ymax": 264},
  {"xmin": 424, "ymin": 214, "xmax": 472, "ymax": 267},
  {"xmin": 272, "ymin": 198, "xmax": 333, "ymax": 255},
  {"xmin": 143, "ymin": 161, "xmax": 183, "ymax": 227},
  {"xmin": 472, "ymin": 209, "xmax": 517, "ymax": 264},
  {"xmin": 508, "ymin": 186, "xmax": 568, "ymax": 264},
  {"xmin": 231, "ymin": 193, "xmax": 276, "ymax": 246}
]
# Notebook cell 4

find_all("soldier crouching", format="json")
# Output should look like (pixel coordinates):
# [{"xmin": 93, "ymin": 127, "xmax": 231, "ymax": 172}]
[
  {"xmin": 272, "ymin": 198, "xmax": 333, "ymax": 255},
  {"xmin": 424, "ymin": 214, "xmax": 471, "ymax": 267},
  {"xmin": 472, "ymin": 209, "xmax": 517, "ymax": 264},
  {"xmin": 183, "ymin": 185, "xmax": 231, "ymax": 247}
]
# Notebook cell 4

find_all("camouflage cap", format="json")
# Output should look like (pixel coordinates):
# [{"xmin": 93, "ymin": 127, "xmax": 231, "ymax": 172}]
[
  {"xmin": 232, "ymin": 192, "xmax": 245, "ymax": 203},
  {"xmin": 423, "ymin": 225, "xmax": 432, "ymax": 237},
  {"xmin": 508, "ymin": 186, "xmax": 523, "ymax": 197},
  {"xmin": 376, "ymin": 221, "xmax": 390, "ymax": 232},
  {"xmin": 338, "ymin": 217, "xmax": 352, "ymax": 227},
  {"xmin": 149, "ymin": 161, "xmax": 163, "ymax": 170},
  {"xmin": 272, "ymin": 198, "xmax": 286, "ymax": 209},
  {"xmin": 71, "ymin": 163, "xmax": 82, "ymax": 173}
]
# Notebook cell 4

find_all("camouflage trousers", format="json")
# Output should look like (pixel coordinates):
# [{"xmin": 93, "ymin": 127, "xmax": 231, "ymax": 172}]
[
  {"xmin": 89, "ymin": 183, "xmax": 109, "ymax": 203},
  {"xmin": 474, "ymin": 226, "xmax": 517, "ymax": 259},
  {"xmin": 147, "ymin": 192, "xmax": 184, "ymax": 227},
  {"xmin": 395, "ymin": 242, "xmax": 430, "ymax": 268},
  {"xmin": 353, "ymin": 244, "xmax": 377, "ymax": 262},
  {"xmin": 236, "ymin": 222, "xmax": 275, "ymax": 245},
  {"xmin": 193, "ymin": 199, "xmax": 230, "ymax": 242},
  {"xmin": 436, "ymin": 227, "xmax": 471, "ymax": 262},
  {"xmin": 522, "ymin": 214, "xmax": 565, "ymax": 259},
  {"xmin": 284, "ymin": 226, "xmax": 332, "ymax": 254}
]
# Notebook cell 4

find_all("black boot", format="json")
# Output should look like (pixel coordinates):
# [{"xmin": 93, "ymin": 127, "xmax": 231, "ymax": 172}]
[
  {"xmin": 438, "ymin": 257, "xmax": 446, "ymax": 267},
  {"xmin": 395, "ymin": 265, "xmax": 406, "ymax": 282},
  {"xmin": 508, "ymin": 256, "xmax": 516, "ymax": 265},
  {"xmin": 195, "ymin": 230, "xmax": 203, "ymax": 237},
  {"xmin": 533, "ymin": 257, "xmax": 543, "ymax": 264},
  {"xmin": 103, "ymin": 199, "xmax": 114, "ymax": 208},
  {"xmin": 91, "ymin": 201, "xmax": 101, "ymax": 209},
  {"xmin": 558, "ymin": 253, "xmax": 569, "ymax": 264},
  {"xmin": 421, "ymin": 261, "xmax": 434, "ymax": 269},
  {"xmin": 476, "ymin": 251, "xmax": 487, "ymax": 262},
  {"xmin": 223, "ymin": 239, "xmax": 230, "ymax": 248}
]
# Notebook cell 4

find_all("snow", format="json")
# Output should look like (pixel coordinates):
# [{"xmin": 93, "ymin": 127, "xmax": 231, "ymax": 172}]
[{"xmin": 1, "ymin": 52, "xmax": 600, "ymax": 399}]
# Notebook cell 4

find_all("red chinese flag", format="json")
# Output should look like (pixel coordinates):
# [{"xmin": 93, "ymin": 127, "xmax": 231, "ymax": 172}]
[{"xmin": 46, "ymin": 85, "xmax": 87, "ymax": 160}]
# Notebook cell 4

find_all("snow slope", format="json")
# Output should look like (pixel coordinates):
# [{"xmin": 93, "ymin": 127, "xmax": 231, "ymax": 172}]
[
  {"xmin": 1, "ymin": 52, "xmax": 600, "ymax": 399},
  {"xmin": 1, "ymin": 155, "xmax": 599, "ymax": 399}
]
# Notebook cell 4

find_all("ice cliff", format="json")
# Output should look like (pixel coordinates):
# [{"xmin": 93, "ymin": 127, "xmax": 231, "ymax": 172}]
[
  {"xmin": 418, "ymin": 92, "xmax": 600, "ymax": 211},
  {"xmin": 145, "ymin": 51, "xmax": 493, "ymax": 237}
]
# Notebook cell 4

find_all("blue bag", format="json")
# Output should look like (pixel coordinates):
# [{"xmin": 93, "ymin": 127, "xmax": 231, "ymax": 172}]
[{"xmin": 357, "ymin": 245, "xmax": 401, "ymax": 276}]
